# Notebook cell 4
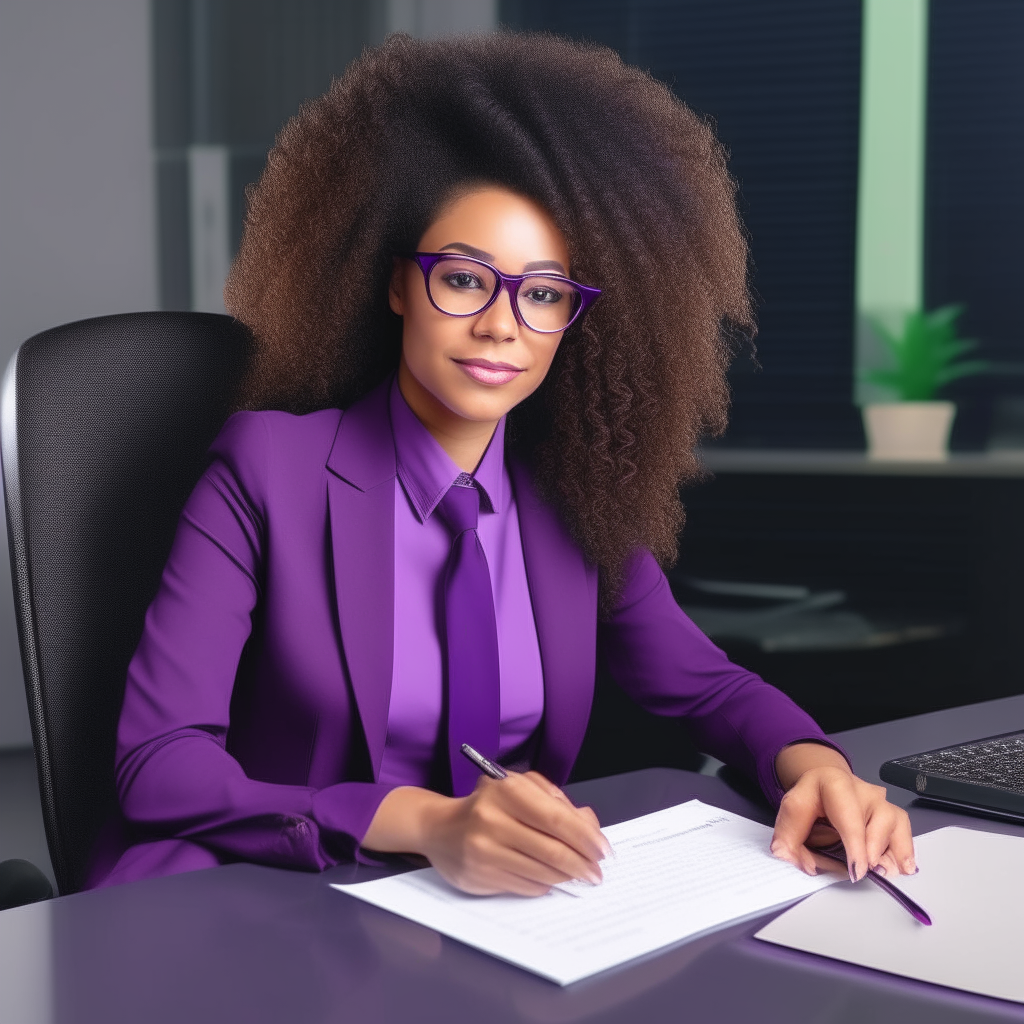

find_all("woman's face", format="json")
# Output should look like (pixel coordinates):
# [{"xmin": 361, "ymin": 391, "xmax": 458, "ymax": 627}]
[{"xmin": 390, "ymin": 186, "xmax": 571, "ymax": 441}]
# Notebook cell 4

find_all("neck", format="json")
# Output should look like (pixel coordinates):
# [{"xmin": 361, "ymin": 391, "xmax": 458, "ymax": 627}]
[{"xmin": 397, "ymin": 361, "xmax": 499, "ymax": 473}]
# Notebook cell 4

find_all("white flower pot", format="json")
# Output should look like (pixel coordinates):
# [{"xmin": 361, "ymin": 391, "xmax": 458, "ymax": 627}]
[{"xmin": 862, "ymin": 401, "xmax": 956, "ymax": 461}]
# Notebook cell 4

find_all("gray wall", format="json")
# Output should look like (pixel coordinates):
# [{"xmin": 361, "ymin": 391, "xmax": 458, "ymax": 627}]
[
  {"xmin": 383, "ymin": 0, "xmax": 498, "ymax": 37},
  {"xmin": 0, "ymin": 0, "xmax": 497, "ymax": 750},
  {"xmin": 0, "ymin": 0, "xmax": 157, "ymax": 747}
]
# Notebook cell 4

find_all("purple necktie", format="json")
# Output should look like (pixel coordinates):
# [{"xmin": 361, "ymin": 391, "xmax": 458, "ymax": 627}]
[{"xmin": 438, "ymin": 478, "xmax": 500, "ymax": 797}]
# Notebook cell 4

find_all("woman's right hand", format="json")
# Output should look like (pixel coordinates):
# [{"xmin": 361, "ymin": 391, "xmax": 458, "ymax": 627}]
[{"xmin": 362, "ymin": 773, "xmax": 610, "ymax": 896}]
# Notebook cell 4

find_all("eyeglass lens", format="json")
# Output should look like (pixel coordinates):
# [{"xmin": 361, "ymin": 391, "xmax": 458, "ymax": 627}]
[{"xmin": 427, "ymin": 257, "xmax": 581, "ymax": 332}]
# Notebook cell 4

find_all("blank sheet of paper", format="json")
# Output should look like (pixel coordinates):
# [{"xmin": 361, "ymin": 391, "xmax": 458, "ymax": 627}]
[
  {"xmin": 756, "ymin": 826, "xmax": 1024, "ymax": 1005},
  {"xmin": 332, "ymin": 799, "xmax": 835, "ymax": 985}
]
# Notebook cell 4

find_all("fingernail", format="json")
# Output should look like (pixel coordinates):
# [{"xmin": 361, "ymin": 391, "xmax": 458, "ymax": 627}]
[
  {"xmin": 903, "ymin": 858, "xmax": 916, "ymax": 874},
  {"xmin": 873, "ymin": 863, "xmax": 887, "ymax": 877},
  {"xmin": 586, "ymin": 869, "xmax": 602, "ymax": 885},
  {"xmin": 849, "ymin": 861, "xmax": 860, "ymax": 884},
  {"xmin": 602, "ymin": 839, "xmax": 614, "ymax": 859}
]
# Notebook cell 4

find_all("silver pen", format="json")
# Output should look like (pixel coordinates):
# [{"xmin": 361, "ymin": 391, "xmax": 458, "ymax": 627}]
[
  {"xmin": 460, "ymin": 743, "xmax": 508, "ymax": 780},
  {"xmin": 462, "ymin": 742, "xmax": 614, "ymax": 866}
]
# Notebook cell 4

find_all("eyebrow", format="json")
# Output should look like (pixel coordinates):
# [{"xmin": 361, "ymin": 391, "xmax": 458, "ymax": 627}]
[{"xmin": 439, "ymin": 242, "xmax": 567, "ymax": 276}]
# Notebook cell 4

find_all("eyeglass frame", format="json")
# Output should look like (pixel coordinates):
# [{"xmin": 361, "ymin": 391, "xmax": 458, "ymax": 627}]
[{"xmin": 398, "ymin": 251, "xmax": 601, "ymax": 334}]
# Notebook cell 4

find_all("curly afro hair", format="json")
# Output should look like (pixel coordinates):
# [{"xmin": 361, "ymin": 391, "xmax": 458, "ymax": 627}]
[{"xmin": 225, "ymin": 31, "xmax": 753, "ymax": 610}]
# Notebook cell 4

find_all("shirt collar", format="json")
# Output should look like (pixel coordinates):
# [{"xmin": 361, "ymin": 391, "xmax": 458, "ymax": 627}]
[{"xmin": 389, "ymin": 377, "xmax": 506, "ymax": 522}]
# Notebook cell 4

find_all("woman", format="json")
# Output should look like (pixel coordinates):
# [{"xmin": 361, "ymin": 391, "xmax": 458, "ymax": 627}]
[{"xmin": 90, "ymin": 32, "xmax": 913, "ymax": 893}]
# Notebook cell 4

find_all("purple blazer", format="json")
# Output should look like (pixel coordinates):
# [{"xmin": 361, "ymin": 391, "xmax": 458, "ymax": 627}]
[{"xmin": 90, "ymin": 380, "xmax": 834, "ymax": 888}]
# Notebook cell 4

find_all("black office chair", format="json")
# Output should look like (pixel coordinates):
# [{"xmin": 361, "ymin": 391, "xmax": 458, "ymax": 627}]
[{"xmin": 1, "ymin": 312, "xmax": 252, "ymax": 896}]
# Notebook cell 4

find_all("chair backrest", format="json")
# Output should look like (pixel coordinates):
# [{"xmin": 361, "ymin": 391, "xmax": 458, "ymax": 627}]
[{"xmin": 1, "ymin": 312, "xmax": 251, "ymax": 893}]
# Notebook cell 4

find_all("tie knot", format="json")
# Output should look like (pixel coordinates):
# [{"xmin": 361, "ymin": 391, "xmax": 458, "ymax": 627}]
[{"xmin": 438, "ymin": 481, "xmax": 479, "ymax": 535}]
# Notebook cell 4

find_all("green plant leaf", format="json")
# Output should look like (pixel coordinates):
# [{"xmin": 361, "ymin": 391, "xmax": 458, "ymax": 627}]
[
  {"xmin": 933, "ymin": 360, "xmax": 993, "ymax": 388},
  {"xmin": 862, "ymin": 304, "xmax": 988, "ymax": 400},
  {"xmin": 868, "ymin": 317, "xmax": 902, "ymax": 360},
  {"xmin": 863, "ymin": 369, "xmax": 904, "ymax": 391},
  {"xmin": 926, "ymin": 304, "xmax": 965, "ymax": 329},
  {"xmin": 931, "ymin": 339, "xmax": 979, "ymax": 362}
]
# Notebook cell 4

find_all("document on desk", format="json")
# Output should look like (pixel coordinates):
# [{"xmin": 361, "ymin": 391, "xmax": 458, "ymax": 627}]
[
  {"xmin": 755, "ymin": 826, "xmax": 1024, "ymax": 1004},
  {"xmin": 331, "ymin": 799, "xmax": 836, "ymax": 985}
]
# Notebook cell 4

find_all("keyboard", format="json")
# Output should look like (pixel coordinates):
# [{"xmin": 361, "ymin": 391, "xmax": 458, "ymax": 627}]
[
  {"xmin": 881, "ymin": 730, "xmax": 1024, "ymax": 818},
  {"xmin": 889, "ymin": 731, "xmax": 1024, "ymax": 792}
]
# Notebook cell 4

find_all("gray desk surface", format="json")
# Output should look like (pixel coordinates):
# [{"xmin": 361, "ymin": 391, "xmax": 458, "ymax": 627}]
[
  {"xmin": 699, "ymin": 447, "xmax": 1024, "ymax": 478},
  {"xmin": 3, "ymin": 696, "xmax": 1024, "ymax": 1024}
]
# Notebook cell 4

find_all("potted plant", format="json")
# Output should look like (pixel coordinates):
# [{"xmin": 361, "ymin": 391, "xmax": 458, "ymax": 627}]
[{"xmin": 861, "ymin": 305, "xmax": 990, "ymax": 460}]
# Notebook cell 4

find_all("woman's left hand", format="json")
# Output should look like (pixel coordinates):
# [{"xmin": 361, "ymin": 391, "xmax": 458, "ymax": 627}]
[{"xmin": 771, "ymin": 742, "xmax": 916, "ymax": 883}]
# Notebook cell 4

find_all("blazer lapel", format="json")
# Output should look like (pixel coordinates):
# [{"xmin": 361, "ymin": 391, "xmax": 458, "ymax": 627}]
[
  {"xmin": 510, "ymin": 461, "xmax": 598, "ymax": 784},
  {"xmin": 326, "ymin": 383, "xmax": 396, "ymax": 781}
]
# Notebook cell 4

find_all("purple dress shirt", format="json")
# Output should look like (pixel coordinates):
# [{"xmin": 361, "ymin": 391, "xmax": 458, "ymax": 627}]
[
  {"xmin": 88, "ymin": 377, "xmax": 841, "ymax": 889},
  {"xmin": 383, "ymin": 381, "xmax": 543, "ymax": 787}
]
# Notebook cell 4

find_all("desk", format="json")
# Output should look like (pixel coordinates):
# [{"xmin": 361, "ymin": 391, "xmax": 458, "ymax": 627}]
[
  {"xmin": 676, "ymin": 463, "xmax": 1024, "ymax": 730},
  {"xmin": 2, "ymin": 697, "xmax": 1023, "ymax": 1024},
  {"xmin": 699, "ymin": 448, "xmax": 1024, "ymax": 478}
]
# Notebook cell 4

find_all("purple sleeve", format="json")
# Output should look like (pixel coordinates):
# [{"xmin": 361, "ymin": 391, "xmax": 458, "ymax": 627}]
[
  {"xmin": 598, "ymin": 551, "xmax": 848, "ymax": 807},
  {"xmin": 115, "ymin": 412, "xmax": 396, "ymax": 869}
]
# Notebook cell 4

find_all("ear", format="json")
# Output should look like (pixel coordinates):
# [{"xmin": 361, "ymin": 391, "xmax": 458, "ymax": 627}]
[{"xmin": 388, "ymin": 258, "xmax": 405, "ymax": 316}]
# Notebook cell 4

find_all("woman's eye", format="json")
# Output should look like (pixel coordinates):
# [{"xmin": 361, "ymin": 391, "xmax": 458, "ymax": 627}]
[
  {"xmin": 443, "ymin": 272, "xmax": 484, "ymax": 290},
  {"xmin": 524, "ymin": 286, "xmax": 563, "ymax": 305}
]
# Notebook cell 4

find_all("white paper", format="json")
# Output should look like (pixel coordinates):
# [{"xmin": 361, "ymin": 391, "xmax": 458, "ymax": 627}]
[
  {"xmin": 332, "ymin": 799, "xmax": 836, "ymax": 985},
  {"xmin": 756, "ymin": 826, "xmax": 1024, "ymax": 1005}
]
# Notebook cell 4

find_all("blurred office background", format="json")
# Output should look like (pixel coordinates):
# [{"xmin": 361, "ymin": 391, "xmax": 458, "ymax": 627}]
[{"xmin": 0, "ymin": 0, "xmax": 1022, "ymax": 767}]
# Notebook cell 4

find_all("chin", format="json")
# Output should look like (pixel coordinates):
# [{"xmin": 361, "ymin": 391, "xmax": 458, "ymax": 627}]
[
  {"xmin": 443, "ymin": 378, "xmax": 529, "ymax": 419},
  {"xmin": 446, "ymin": 396, "xmax": 518, "ymax": 424}
]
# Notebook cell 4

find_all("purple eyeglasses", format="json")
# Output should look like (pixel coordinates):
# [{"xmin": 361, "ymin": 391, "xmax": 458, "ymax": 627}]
[{"xmin": 400, "ymin": 251, "xmax": 601, "ymax": 334}]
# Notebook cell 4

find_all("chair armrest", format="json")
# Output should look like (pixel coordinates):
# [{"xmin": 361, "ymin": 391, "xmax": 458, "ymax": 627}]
[{"xmin": 0, "ymin": 859, "xmax": 53, "ymax": 909}]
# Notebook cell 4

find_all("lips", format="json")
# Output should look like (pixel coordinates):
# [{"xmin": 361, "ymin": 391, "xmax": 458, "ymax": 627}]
[{"xmin": 454, "ymin": 358, "xmax": 525, "ymax": 386}]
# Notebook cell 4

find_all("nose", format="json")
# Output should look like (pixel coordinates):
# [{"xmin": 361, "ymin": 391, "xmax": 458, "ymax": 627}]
[{"xmin": 472, "ymin": 281, "xmax": 519, "ymax": 343}]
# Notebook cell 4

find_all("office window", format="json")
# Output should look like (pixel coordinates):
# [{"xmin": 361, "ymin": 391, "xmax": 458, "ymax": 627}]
[
  {"xmin": 502, "ymin": 0, "xmax": 865, "ymax": 449},
  {"xmin": 925, "ymin": 0, "xmax": 1024, "ymax": 449},
  {"xmin": 152, "ymin": 0, "xmax": 372, "ymax": 311}
]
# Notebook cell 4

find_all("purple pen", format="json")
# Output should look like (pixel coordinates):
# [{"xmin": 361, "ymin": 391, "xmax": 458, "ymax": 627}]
[{"xmin": 817, "ymin": 843, "xmax": 932, "ymax": 926}]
